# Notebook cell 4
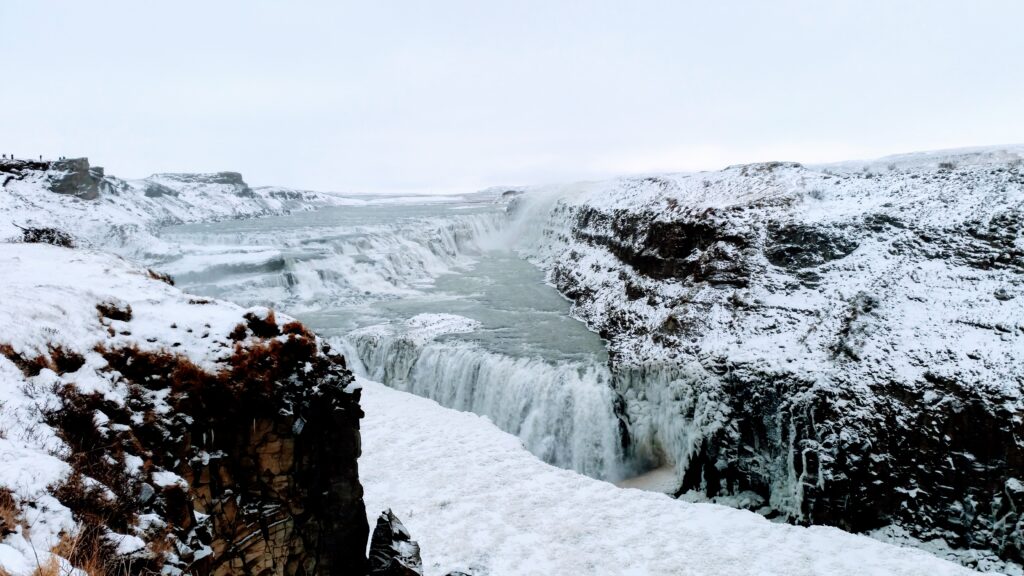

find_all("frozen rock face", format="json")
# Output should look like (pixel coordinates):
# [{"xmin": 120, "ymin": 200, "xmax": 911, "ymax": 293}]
[
  {"xmin": 0, "ymin": 243, "xmax": 368, "ymax": 575},
  {"xmin": 0, "ymin": 157, "xmax": 104, "ymax": 199},
  {"xmin": 519, "ymin": 148, "xmax": 1024, "ymax": 565},
  {"xmin": 145, "ymin": 171, "xmax": 255, "ymax": 198}
]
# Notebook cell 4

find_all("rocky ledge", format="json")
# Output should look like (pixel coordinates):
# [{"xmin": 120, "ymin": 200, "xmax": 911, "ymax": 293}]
[
  {"xmin": 0, "ymin": 241, "xmax": 369, "ymax": 575},
  {"xmin": 521, "ymin": 148, "xmax": 1024, "ymax": 569}
]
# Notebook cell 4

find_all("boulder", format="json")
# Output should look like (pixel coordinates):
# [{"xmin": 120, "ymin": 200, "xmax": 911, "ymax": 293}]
[{"xmin": 368, "ymin": 509, "xmax": 423, "ymax": 576}]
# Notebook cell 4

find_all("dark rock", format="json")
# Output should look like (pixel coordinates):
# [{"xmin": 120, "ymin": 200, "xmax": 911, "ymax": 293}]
[
  {"xmin": 369, "ymin": 509, "xmax": 423, "ymax": 576},
  {"xmin": 47, "ymin": 158, "xmax": 103, "ymax": 199},
  {"xmin": 45, "ymin": 311, "xmax": 369, "ymax": 575},
  {"xmin": 96, "ymin": 300, "xmax": 133, "ymax": 322},
  {"xmin": 765, "ymin": 223, "xmax": 858, "ymax": 270},
  {"xmin": 143, "ymin": 181, "xmax": 179, "ymax": 198}
]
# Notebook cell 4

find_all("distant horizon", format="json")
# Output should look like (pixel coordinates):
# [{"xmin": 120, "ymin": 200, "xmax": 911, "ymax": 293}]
[{"xmin": 10, "ymin": 140, "xmax": 1021, "ymax": 197}]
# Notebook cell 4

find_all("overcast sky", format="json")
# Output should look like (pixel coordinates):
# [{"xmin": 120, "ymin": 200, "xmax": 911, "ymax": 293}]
[{"xmin": 2, "ymin": 1, "xmax": 1022, "ymax": 193}]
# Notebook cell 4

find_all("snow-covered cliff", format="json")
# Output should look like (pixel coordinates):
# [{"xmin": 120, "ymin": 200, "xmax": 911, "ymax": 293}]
[
  {"xmin": 515, "ymin": 146, "xmax": 1024, "ymax": 567},
  {"xmin": 0, "ymin": 157, "xmax": 345, "ymax": 257},
  {"xmin": 0, "ymin": 242, "xmax": 369, "ymax": 575}
]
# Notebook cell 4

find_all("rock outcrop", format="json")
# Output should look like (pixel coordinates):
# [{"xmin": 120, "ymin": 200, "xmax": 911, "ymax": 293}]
[
  {"xmin": 519, "ymin": 148, "xmax": 1024, "ymax": 568},
  {"xmin": 0, "ymin": 157, "xmax": 345, "ymax": 257},
  {"xmin": 368, "ymin": 510, "xmax": 423, "ymax": 576},
  {"xmin": 0, "ymin": 243, "xmax": 369, "ymax": 575},
  {"xmin": 0, "ymin": 157, "xmax": 105, "ymax": 199}
]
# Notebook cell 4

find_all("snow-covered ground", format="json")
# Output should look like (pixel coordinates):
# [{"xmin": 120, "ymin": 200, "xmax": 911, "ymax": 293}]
[{"xmin": 358, "ymin": 379, "xmax": 978, "ymax": 576}]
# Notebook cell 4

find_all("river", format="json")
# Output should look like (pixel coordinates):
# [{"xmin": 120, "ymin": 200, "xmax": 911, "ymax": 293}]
[{"xmin": 155, "ymin": 192, "xmax": 627, "ymax": 480}]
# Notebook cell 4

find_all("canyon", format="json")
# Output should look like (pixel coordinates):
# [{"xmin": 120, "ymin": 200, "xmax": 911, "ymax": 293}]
[{"xmin": 0, "ymin": 149, "xmax": 1021, "ymax": 574}]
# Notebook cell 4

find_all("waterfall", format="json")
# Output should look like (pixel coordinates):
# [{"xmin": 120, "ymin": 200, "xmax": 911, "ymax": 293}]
[
  {"xmin": 159, "ymin": 209, "xmax": 508, "ymax": 309},
  {"xmin": 346, "ymin": 323, "xmax": 626, "ymax": 481},
  {"xmin": 158, "ymin": 197, "xmax": 633, "ymax": 482}
]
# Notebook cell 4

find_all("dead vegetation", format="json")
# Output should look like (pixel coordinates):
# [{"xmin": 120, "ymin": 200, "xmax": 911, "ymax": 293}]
[
  {"xmin": 12, "ymin": 225, "xmax": 76, "ymax": 249},
  {"xmin": 28, "ymin": 556, "xmax": 61, "ymax": 576},
  {"xmin": 3, "ymin": 307, "xmax": 355, "ymax": 576},
  {"xmin": 52, "ymin": 529, "xmax": 112, "ymax": 576},
  {"xmin": 0, "ymin": 487, "xmax": 20, "ymax": 538},
  {"xmin": 145, "ymin": 269, "xmax": 174, "ymax": 286},
  {"xmin": 95, "ymin": 301, "xmax": 132, "ymax": 323},
  {"xmin": 0, "ymin": 344, "xmax": 85, "ymax": 378}
]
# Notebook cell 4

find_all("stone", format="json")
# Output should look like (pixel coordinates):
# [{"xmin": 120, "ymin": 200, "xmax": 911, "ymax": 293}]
[{"xmin": 368, "ymin": 509, "xmax": 423, "ymax": 576}]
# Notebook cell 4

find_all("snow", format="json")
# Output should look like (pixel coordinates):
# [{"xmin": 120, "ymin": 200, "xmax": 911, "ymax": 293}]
[
  {"xmin": 150, "ymin": 470, "xmax": 187, "ymax": 489},
  {"xmin": 358, "ymin": 379, "xmax": 978, "ymax": 576},
  {"xmin": 0, "ymin": 242, "xmax": 318, "ymax": 575},
  {"xmin": 2, "ymin": 146, "xmax": 1019, "ymax": 574},
  {"xmin": 512, "ymin": 144, "xmax": 1024, "ymax": 501},
  {"xmin": 0, "ymin": 163, "xmax": 347, "ymax": 259},
  {"xmin": 398, "ymin": 313, "xmax": 482, "ymax": 344}
]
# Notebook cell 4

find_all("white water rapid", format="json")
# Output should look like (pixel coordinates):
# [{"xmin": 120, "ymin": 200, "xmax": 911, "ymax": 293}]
[{"xmin": 155, "ymin": 192, "xmax": 629, "ymax": 480}]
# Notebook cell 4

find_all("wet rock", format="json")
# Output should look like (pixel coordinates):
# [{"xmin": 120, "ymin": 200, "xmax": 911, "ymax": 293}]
[{"xmin": 369, "ymin": 509, "xmax": 423, "ymax": 576}]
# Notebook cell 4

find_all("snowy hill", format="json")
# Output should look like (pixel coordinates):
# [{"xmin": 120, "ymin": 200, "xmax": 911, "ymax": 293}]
[
  {"xmin": 0, "ymin": 158, "xmax": 346, "ymax": 257},
  {"xmin": 514, "ymin": 145, "xmax": 1024, "ymax": 569}
]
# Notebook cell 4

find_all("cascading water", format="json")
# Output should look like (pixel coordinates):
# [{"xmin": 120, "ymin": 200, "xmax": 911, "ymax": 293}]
[
  {"xmin": 154, "ymin": 192, "xmax": 630, "ymax": 480},
  {"xmin": 346, "ymin": 317, "xmax": 624, "ymax": 479}
]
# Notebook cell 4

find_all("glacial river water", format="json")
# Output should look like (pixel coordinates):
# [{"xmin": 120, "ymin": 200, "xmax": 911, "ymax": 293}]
[{"xmin": 156, "ymin": 193, "xmax": 628, "ymax": 480}]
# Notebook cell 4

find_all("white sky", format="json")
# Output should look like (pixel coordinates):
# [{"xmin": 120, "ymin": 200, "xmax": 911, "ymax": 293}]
[{"xmin": 2, "ymin": 1, "xmax": 1022, "ymax": 193}]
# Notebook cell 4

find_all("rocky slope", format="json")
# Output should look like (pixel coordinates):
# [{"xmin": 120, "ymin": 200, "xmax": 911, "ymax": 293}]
[
  {"xmin": 0, "ymin": 242, "xmax": 368, "ymax": 575},
  {"xmin": 517, "ymin": 146, "xmax": 1024, "ymax": 568},
  {"xmin": 0, "ymin": 157, "xmax": 344, "ymax": 258}
]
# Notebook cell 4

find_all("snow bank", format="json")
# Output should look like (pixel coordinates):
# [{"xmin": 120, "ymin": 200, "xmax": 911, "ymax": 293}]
[{"xmin": 358, "ymin": 379, "xmax": 978, "ymax": 576}]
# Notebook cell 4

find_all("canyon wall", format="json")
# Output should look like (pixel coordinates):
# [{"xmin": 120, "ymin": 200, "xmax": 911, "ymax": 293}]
[{"xmin": 520, "ymin": 150, "xmax": 1024, "ymax": 565}]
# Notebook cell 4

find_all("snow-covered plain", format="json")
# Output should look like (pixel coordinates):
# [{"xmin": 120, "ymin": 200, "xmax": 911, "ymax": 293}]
[{"xmin": 358, "ymin": 379, "xmax": 977, "ymax": 576}]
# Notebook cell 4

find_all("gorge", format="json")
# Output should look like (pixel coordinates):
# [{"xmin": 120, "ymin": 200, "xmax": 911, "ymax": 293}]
[{"xmin": 0, "ymin": 150, "xmax": 1021, "ymax": 575}]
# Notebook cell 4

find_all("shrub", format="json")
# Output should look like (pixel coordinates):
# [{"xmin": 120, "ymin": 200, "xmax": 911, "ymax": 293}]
[
  {"xmin": 13, "ymin": 225, "xmax": 76, "ymax": 248},
  {"xmin": 0, "ymin": 487, "xmax": 19, "ymax": 537},
  {"xmin": 145, "ymin": 269, "xmax": 175, "ymax": 286},
  {"xmin": 96, "ymin": 301, "xmax": 132, "ymax": 322}
]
